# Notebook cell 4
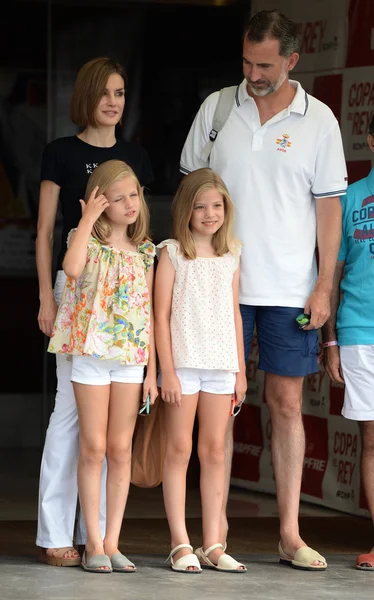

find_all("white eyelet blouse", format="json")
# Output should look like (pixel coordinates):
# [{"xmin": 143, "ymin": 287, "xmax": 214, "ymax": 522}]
[{"xmin": 157, "ymin": 239, "xmax": 241, "ymax": 371}]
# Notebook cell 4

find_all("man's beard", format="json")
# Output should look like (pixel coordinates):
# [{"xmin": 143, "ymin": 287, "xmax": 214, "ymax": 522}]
[{"xmin": 247, "ymin": 67, "xmax": 288, "ymax": 97}]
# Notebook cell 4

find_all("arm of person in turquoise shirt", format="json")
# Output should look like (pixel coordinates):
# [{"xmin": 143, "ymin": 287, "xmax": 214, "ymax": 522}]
[
  {"xmin": 303, "ymin": 196, "xmax": 342, "ymax": 330},
  {"xmin": 322, "ymin": 259, "xmax": 345, "ymax": 384}
]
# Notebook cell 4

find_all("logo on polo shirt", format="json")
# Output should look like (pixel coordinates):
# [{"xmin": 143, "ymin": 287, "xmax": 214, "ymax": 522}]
[{"xmin": 276, "ymin": 134, "xmax": 291, "ymax": 153}]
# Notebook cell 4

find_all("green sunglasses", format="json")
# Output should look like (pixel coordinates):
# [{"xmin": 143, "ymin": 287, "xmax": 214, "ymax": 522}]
[{"xmin": 138, "ymin": 394, "xmax": 151, "ymax": 416}]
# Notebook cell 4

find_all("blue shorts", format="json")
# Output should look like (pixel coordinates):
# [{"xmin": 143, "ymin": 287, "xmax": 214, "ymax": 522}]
[{"xmin": 240, "ymin": 305, "xmax": 319, "ymax": 377}]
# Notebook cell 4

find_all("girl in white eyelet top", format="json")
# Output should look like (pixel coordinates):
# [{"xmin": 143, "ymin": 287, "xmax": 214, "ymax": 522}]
[
  {"xmin": 157, "ymin": 238, "xmax": 239, "ymax": 371},
  {"xmin": 154, "ymin": 168, "xmax": 247, "ymax": 574}
]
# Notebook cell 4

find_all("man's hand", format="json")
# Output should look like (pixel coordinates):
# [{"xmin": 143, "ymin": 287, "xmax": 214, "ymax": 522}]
[
  {"xmin": 324, "ymin": 345, "xmax": 344, "ymax": 384},
  {"xmin": 303, "ymin": 284, "xmax": 331, "ymax": 330}
]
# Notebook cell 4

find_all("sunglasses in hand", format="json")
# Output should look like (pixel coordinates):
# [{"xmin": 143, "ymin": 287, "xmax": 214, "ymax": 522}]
[{"xmin": 230, "ymin": 394, "xmax": 246, "ymax": 417}]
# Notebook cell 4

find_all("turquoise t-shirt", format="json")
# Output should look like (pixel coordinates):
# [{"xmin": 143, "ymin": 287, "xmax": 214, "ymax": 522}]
[{"xmin": 337, "ymin": 167, "xmax": 374, "ymax": 345}]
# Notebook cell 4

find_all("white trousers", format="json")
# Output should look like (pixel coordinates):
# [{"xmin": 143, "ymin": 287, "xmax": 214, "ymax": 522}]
[{"xmin": 36, "ymin": 271, "xmax": 107, "ymax": 548}]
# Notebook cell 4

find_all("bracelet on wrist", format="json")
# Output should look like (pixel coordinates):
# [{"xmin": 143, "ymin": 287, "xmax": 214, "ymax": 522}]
[{"xmin": 322, "ymin": 340, "xmax": 338, "ymax": 348}]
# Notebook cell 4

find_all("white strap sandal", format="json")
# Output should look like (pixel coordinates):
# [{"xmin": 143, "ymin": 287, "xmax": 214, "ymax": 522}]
[
  {"xmin": 194, "ymin": 541, "xmax": 227, "ymax": 565},
  {"xmin": 198, "ymin": 543, "xmax": 247, "ymax": 573},
  {"xmin": 166, "ymin": 544, "xmax": 202, "ymax": 573}
]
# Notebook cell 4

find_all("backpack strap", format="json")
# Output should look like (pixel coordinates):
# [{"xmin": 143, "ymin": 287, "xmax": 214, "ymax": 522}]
[{"xmin": 201, "ymin": 85, "xmax": 237, "ymax": 163}]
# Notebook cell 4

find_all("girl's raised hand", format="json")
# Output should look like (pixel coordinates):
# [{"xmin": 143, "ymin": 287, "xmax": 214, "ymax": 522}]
[
  {"xmin": 161, "ymin": 373, "xmax": 182, "ymax": 407},
  {"xmin": 79, "ymin": 186, "xmax": 109, "ymax": 224}
]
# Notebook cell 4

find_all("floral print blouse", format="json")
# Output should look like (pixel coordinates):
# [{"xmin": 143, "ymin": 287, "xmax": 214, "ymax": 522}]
[{"xmin": 48, "ymin": 235, "xmax": 155, "ymax": 365}]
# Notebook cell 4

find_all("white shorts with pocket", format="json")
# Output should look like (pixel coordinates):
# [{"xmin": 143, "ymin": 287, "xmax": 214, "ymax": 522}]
[
  {"xmin": 158, "ymin": 368, "xmax": 236, "ymax": 396},
  {"xmin": 340, "ymin": 345, "xmax": 374, "ymax": 421},
  {"xmin": 71, "ymin": 355, "xmax": 144, "ymax": 386}
]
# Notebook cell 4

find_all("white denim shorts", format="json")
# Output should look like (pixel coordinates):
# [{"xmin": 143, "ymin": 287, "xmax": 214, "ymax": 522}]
[
  {"xmin": 71, "ymin": 355, "xmax": 144, "ymax": 386},
  {"xmin": 158, "ymin": 368, "xmax": 236, "ymax": 396},
  {"xmin": 340, "ymin": 345, "xmax": 374, "ymax": 421}
]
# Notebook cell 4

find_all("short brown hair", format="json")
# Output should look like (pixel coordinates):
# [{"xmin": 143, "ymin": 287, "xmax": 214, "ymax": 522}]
[
  {"xmin": 85, "ymin": 160, "xmax": 150, "ymax": 246},
  {"xmin": 70, "ymin": 57, "xmax": 127, "ymax": 128},
  {"xmin": 244, "ymin": 9, "xmax": 299, "ymax": 57},
  {"xmin": 172, "ymin": 168, "xmax": 239, "ymax": 260}
]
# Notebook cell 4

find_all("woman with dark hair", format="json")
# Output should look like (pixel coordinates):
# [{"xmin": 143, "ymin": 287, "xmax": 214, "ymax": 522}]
[{"xmin": 36, "ymin": 57, "xmax": 153, "ymax": 567}]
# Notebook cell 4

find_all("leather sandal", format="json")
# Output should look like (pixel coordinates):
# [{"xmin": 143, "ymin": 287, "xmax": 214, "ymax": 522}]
[
  {"xmin": 195, "ymin": 541, "xmax": 227, "ymax": 565},
  {"xmin": 81, "ymin": 551, "xmax": 112, "ymax": 573},
  {"xmin": 166, "ymin": 544, "xmax": 202, "ymax": 573},
  {"xmin": 356, "ymin": 552, "xmax": 374, "ymax": 571},
  {"xmin": 278, "ymin": 541, "xmax": 327, "ymax": 571},
  {"xmin": 110, "ymin": 552, "xmax": 137, "ymax": 573},
  {"xmin": 40, "ymin": 547, "xmax": 81, "ymax": 567},
  {"xmin": 197, "ymin": 543, "xmax": 247, "ymax": 572}
]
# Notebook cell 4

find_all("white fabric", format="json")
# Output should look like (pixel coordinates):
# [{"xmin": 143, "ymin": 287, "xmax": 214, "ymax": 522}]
[
  {"xmin": 158, "ymin": 367, "xmax": 236, "ymax": 395},
  {"xmin": 71, "ymin": 355, "xmax": 144, "ymax": 385},
  {"xmin": 36, "ymin": 270, "xmax": 107, "ymax": 548},
  {"xmin": 340, "ymin": 345, "xmax": 374, "ymax": 421},
  {"xmin": 180, "ymin": 79, "xmax": 347, "ymax": 307},
  {"xmin": 157, "ymin": 239, "xmax": 240, "ymax": 371}
]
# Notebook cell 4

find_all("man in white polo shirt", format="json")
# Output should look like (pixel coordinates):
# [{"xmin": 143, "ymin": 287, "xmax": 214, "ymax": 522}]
[{"xmin": 181, "ymin": 9, "xmax": 347, "ymax": 570}]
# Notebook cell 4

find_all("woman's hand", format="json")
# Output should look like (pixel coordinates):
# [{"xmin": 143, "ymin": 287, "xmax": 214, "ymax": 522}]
[
  {"xmin": 161, "ymin": 372, "xmax": 182, "ymax": 407},
  {"xmin": 38, "ymin": 295, "xmax": 58, "ymax": 336},
  {"xmin": 79, "ymin": 186, "xmax": 109, "ymax": 225},
  {"xmin": 142, "ymin": 375, "xmax": 159, "ymax": 406}
]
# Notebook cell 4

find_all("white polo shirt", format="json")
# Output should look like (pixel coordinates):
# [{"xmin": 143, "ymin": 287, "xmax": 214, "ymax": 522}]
[{"xmin": 180, "ymin": 79, "xmax": 347, "ymax": 307}]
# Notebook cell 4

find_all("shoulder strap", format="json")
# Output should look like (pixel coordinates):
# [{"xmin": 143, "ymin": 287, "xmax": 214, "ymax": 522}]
[{"xmin": 201, "ymin": 85, "xmax": 237, "ymax": 163}]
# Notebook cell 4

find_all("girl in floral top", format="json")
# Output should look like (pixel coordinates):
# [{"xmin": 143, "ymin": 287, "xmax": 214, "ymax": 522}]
[
  {"xmin": 154, "ymin": 168, "xmax": 247, "ymax": 574},
  {"xmin": 48, "ymin": 159, "xmax": 157, "ymax": 573}
]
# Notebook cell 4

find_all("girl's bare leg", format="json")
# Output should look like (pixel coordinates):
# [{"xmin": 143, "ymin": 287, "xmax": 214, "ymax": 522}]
[
  {"xmin": 103, "ymin": 382, "xmax": 141, "ymax": 568},
  {"xmin": 162, "ymin": 393, "xmax": 199, "ymax": 569},
  {"xmin": 197, "ymin": 392, "xmax": 239, "ymax": 566},
  {"xmin": 74, "ymin": 383, "xmax": 110, "ymax": 571}
]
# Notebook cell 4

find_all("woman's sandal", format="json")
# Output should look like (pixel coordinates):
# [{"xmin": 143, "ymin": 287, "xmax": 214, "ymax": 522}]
[
  {"xmin": 81, "ymin": 551, "xmax": 112, "ymax": 573},
  {"xmin": 195, "ymin": 543, "xmax": 247, "ymax": 573},
  {"xmin": 40, "ymin": 547, "xmax": 81, "ymax": 567},
  {"xmin": 278, "ymin": 541, "xmax": 327, "ymax": 571},
  {"xmin": 110, "ymin": 552, "xmax": 137, "ymax": 573},
  {"xmin": 166, "ymin": 543, "xmax": 202, "ymax": 573}
]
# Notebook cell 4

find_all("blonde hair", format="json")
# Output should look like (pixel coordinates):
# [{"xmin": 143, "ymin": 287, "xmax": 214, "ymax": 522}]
[
  {"xmin": 172, "ymin": 168, "xmax": 238, "ymax": 259},
  {"xmin": 70, "ymin": 57, "xmax": 127, "ymax": 128},
  {"xmin": 84, "ymin": 160, "xmax": 150, "ymax": 245}
]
